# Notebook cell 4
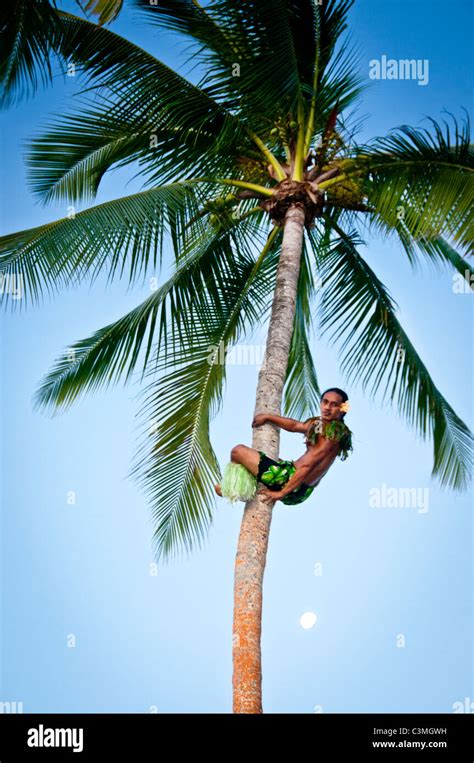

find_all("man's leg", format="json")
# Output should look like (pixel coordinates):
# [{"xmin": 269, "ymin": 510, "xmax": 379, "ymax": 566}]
[
  {"xmin": 230, "ymin": 444, "xmax": 261, "ymax": 476},
  {"xmin": 215, "ymin": 444, "xmax": 261, "ymax": 497}
]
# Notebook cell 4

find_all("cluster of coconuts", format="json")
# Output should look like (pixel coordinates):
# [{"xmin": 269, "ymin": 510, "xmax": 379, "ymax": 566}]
[
  {"xmin": 270, "ymin": 120, "xmax": 299, "ymax": 140},
  {"xmin": 207, "ymin": 193, "xmax": 239, "ymax": 227}
]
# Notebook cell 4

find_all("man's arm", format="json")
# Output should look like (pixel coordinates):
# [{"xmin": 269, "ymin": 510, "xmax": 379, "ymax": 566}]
[
  {"xmin": 275, "ymin": 465, "xmax": 312, "ymax": 497},
  {"xmin": 262, "ymin": 439, "xmax": 340, "ymax": 501},
  {"xmin": 252, "ymin": 413, "xmax": 309, "ymax": 433},
  {"xmin": 259, "ymin": 465, "xmax": 312, "ymax": 502}
]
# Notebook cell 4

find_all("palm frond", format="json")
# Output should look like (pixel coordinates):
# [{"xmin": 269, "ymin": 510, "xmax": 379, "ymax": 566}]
[
  {"xmin": 133, "ymin": 0, "xmax": 303, "ymax": 121},
  {"xmin": 58, "ymin": 10, "xmax": 250, "ymax": 144},
  {"xmin": 26, "ymin": 87, "xmax": 256, "ymax": 205},
  {"xmin": 284, "ymin": 0, "xmax": 320, "ymax": 91},
  {"xmin": 26, "ymin": 95, "xmax": 149, "ymax": 204},
  {"xmin": 0, "ymin": 182, "xmax": 206, "ymax": 309},
  {"xmin": 32, "ymin": 215, "xmax": 273, "ymax": 412},
  {"xmin": 17, "ymin": 9, "xmax": 258, "ymax": 200},
  {"xmin": 0, "ymin": 0, "xmax": 62, "ymax": 107},
  {"xmin": 302, "ymin": 0, "xmax": 363, "ymax": 153},
  {"xmin": 392, "ymin": 231, "xmax": 474, "ymax": 282},
  {"xmin": 314, "ymin": 0, "xmax": 354, "ymax": 78},
  {"xmin": 311, "ymin": 217, "xmax": 472, "ymax": 491},
  {"xmin": 128, "ymin": 227, "xmax": 282, "ymax": 562},
  {"xmin": 356, "ymin": 114, "xmax": 474, "ymax": 255}
]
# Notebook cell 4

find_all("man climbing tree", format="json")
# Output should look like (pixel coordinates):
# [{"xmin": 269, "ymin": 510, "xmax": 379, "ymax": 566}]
[{"xmin": 215, "ymin": 388, "xmax": 352, "ymax": 505}]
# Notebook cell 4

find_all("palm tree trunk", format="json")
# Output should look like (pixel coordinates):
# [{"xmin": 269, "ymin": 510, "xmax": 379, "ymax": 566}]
[{"xmin": 232, "ymin": 203, "xmax": 306, "ymax": 713}]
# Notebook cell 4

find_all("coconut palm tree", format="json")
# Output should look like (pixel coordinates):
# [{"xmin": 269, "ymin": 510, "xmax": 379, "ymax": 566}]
[{"xmin": 1, "ymin": 0, "xmax": 472, "ymax": 713}]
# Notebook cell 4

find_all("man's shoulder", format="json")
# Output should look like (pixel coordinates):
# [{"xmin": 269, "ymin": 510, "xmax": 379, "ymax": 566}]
[
  {"xmin": 321, "ymin": 420, "xmax": 353, "ymax": 459},
  {"xmin": 305, "ymin": 417, "xmax": 353, "ymax": 459}
]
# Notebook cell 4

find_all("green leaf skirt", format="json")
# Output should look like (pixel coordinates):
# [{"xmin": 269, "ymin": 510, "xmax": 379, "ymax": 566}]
[{"xmin": 220, "ymin": 453, "xmax": 315, "ymax": 506}]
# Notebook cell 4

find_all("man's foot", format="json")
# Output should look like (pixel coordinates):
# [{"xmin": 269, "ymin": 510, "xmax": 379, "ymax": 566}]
[{"xmin": 214, "ymin": 484, "xmax": 223, "ymax": 497}]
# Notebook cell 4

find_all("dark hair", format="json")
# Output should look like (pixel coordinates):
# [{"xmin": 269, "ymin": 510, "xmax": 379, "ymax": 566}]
[{"xmin": 320, "ymin": 387, "xmax": 349, "ymax": 418}]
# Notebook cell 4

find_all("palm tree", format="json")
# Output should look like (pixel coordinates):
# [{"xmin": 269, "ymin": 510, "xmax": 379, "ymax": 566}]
[{"xmin": 1, "ymin": 0, "xmax": 472, "ymax": 714}]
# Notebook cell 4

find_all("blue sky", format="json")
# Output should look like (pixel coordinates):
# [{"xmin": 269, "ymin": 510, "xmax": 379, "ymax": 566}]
[{"xmin": 1, "ymin": 0, "xmax": 472, "ymax": 713}]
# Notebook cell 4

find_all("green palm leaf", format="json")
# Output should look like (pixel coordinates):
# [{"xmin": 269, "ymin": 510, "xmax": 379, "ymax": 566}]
[
  {"xmin": 127, "ymin": 227, "xmax": 282, "ymax": 561},
  {"xmin": 0, "ymin": 182, "xmax": 207, "ymax": 308},
  {"xmin": 133, "ymin": 0, "xmax": 304, "ymax": 119},
  {"xmin": 26, "ymin": 94, "xmax": 152, "ymax": 204},
  {"xmin": 391, "ymin": 230, "xmax": 474, "ymax": 284},
  {"xmin": 26, "ymin": 91, "xmax": 251, "ymax": 204},
  {"xmin": 132, "ymin": 0, "xmax": 361, "ymax": 138},
  {"xmin": 357, "ymin": 114, "xmax": 474, "ymax": 255},
  {"xmin": 412, "ymin": 236, "xmax": 474, "ymax": 287},
  {"xmin": 32, "ymin": 216, "xmax": 275, "ymax": 412},
  {"xmin": 0, "ymin": 0, "xmax": 62, "ymax": 107},
  {"xmin": 313, "ymin": 217, "xmax": 472, "ymax": 491},
  {"xmin": 3, "ymin": 4, "xmax": 251, "ymax": 166},
  {"xmin": 56, "ymin": 9, "xmax": 247, "ymax": 138}
]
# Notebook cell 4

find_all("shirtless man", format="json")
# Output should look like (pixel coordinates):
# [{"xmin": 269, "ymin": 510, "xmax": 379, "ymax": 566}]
[{"xmin": 215, "ymin": 388, "xmax": 353, "ymax": 506}]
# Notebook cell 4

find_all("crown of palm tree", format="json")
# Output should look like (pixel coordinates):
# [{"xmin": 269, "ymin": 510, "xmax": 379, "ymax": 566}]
[{"xmin": 1, "ymin": 0, "xmax": 472, "ymax": 563}]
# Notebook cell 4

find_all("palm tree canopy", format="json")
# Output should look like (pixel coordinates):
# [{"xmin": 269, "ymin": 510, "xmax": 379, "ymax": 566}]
[{"xmin": 1, "ymin": 0, "xmax": 472, "ymax": 560}]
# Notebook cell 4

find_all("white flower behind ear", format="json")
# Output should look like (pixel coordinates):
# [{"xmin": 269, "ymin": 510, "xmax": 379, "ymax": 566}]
[{"xmin": 340, "ymin": 401, "xmax": 350, "ymax": 413}]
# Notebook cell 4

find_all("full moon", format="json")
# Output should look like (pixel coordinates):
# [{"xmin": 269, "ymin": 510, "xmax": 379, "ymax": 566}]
[{"xmin": 300, "ymin": 611, "xmax": 317, "ymax": 629}]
